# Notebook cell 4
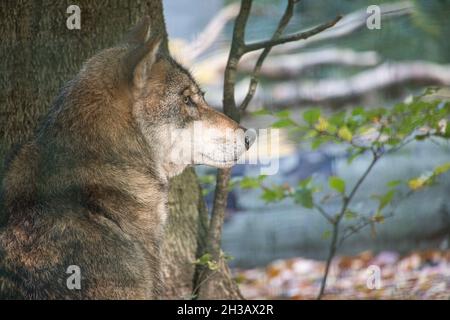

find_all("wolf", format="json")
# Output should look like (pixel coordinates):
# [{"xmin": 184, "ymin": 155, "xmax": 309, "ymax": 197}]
[{"xmin": 0, "ymin": 16, "xmax": 254, "ymax": 299}]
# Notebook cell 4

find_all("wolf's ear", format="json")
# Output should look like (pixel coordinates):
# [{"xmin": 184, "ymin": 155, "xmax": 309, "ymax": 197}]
[
  {"xmin": 124, "ymin": 35, "xmax": 162, "ymax": 89},
  {"xmin": 124, "ymin": 16, "xmax": 151, "ymax": 45}
]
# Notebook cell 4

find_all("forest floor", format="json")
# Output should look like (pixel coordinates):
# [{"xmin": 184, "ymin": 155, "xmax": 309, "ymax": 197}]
[{"xmin": 234, "ymin": 249, "xmax": 450, "ymax": 299}]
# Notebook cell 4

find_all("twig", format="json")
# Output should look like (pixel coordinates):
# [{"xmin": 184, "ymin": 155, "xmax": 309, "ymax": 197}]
[
  {"xmin": 386, "ymin": 135, "xmax": 415, "ymax": 154},
  {"xmin": 243, "ymin": 15, "xmax": 342, "ymax": 53},
  {"xmin": 239, "ymin": 0, "xmax": 297, "ymax": 111},
  {"xmin": 314, "ymin": 203, "xmax": 334, "ymax": 224},
  {"xmin": 338, "ymin": 213, "xmax": 394, "ymax": 248},
  {"xmin": 190, "ymin": 1, "xmax": 412, "ymax": 90},
  {"xmin": 267, "ymin": 1, "xmax": 413, "ymax": 55},
  {"xmin": 338, "ymin": 190, "xmax": 413, "ymax": 248},
  {"xmin": 317, "ymin": 152, "xmax": 380, "ymax": 299},
  {"xmin": 316, "ymin": 126, "xmax": 421, "ymax": 299}
]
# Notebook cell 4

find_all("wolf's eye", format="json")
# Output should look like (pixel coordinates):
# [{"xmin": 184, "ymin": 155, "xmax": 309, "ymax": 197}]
[{"xmin": 183, "ymin": 96, "xmax": 195, "ymax": 107}]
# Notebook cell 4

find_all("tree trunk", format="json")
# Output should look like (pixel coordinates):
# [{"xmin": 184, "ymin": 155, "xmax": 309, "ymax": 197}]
[{"xmin": 0, "ymin": 0, "xmax": 241, "ymax": 299}]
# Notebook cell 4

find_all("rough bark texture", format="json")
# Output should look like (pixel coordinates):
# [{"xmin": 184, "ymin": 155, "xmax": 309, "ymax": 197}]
[
  {"xmin": 0, "ymin": 0, "xmax": 241, "ymax": 299},
  {"xmin": 195, "ymin": 168, "xmax": 243, "ymax": 300},
  {"xmin": 161, "ymin": 168, "xmax": 209, "ymax": 299}
]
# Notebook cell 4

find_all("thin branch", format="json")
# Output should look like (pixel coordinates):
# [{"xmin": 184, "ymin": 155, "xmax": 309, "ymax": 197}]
[
  {"xmin": 347, "ymin": 153, "xmax": 379, "ymax": 206},
  {"xmin": 317, "ymin": 221, "xmax": 339, "ymax": 300},
  {"xmin": 317, "ymin": 129, "xmax": 371, "ymax": 152},
  {"xmin": 386, "ymin": 135, "xmax": 416, "ymax": 154},
  {"xmin": 239, "ymin": 0, "xmax": 297, "ymax": 111},
  {"xmin": 191, "ymin": 1, "xmax": 412, "ymax": 89},
  {"xmin": 337, "ymin": 213, "xmax": 394, "ymax": 248},
  {"xmin": 196, "ymin": 168, "xmax": 232, "ymax": 298},
  {"xmin": 318, "ymin": 129, "xmax": 386, "ymax": 299},
  {"xmin": 267, "ymin": 1, "xmax": 413, "ymax": 55},
  {"xmin": 206, "ymin": 168, "xmax": 232, "ymax": 257},
  {"xmin": 317, "ymin": 152, "xmax": 380, "ymax": 299},
  {"xmin": 338, "ymin": 189, "xmax": 414, "ymax": 247},
  {"xmin": 244, "ymin": 15, "xmax": 342, "ymax": 53},
  {"xmin": 314, "ymin": 203, "xmax": 334, "ymax": 224},
  {"xmin": 223, "ymin": 0, "xmax": 253, "ymax": 121}
]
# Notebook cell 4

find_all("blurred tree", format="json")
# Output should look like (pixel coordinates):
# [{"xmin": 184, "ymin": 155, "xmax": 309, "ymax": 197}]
[{"xmin": 0, "ymin": 0, "xmax": 240, "ymax": 299}]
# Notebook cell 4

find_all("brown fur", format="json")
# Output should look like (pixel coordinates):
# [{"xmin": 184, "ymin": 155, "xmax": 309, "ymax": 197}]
[{"xmin": 0, "ymin": 17, "xmax": 248, "ymax": 299}]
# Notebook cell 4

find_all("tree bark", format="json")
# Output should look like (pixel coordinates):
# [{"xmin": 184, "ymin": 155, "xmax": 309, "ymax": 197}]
[{"xmin": 0, "ymin": 0, "xmax": 241, "ymax": 299}]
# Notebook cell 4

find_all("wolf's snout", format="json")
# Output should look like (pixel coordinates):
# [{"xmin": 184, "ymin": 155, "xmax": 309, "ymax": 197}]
[{"xmin": 242, "ymin": 127, "xmax": 256, "ymax": 150}]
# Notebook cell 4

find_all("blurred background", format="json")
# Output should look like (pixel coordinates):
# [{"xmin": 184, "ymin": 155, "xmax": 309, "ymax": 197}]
[{"xmin": 164, "ymin": 0, "xmax": 450, "ymax": 299}]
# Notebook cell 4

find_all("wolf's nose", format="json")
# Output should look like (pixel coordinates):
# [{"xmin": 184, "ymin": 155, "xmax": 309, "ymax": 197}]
[{"xmin": 244, "ymin": 128, "xmax": 256, "ymax": 150}]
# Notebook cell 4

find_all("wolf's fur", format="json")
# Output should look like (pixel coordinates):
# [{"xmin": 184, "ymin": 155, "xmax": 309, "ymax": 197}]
[{"xmin": 0, "ymin": 17, "xmax": 251, "ymax": 299}]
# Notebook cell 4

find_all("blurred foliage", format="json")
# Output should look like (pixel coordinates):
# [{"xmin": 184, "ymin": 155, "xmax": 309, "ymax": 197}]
[
  {"xmin": 233, "ymin": 90, "xmax": 450, "ymax": 243},
  {"xmin": 232, "ymin": 93, "xmax": 449, "ymax": 297}
]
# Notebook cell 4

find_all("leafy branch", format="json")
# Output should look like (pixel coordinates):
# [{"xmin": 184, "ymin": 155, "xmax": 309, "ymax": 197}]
[{"xmin": 239, "ymin": 95, "xmax": 450, "ymax": 299}]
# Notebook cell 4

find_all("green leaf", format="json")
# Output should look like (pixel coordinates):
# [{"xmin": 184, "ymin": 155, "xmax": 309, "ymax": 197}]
[
  {"xmin": 195, "ymin": 253, "xmax": 219, "ymax": 270},
  {"xmin": 442, "ymin": 123, "xmax": 450, "ymax": 138},
  {"xmin": 329, "ymin": 111, "xmax": 347, "ymax": 127},
  {"xmin": 228, "ymin": 177, "xmax": 241, "ymax": 190},
  {"xmin": 206, "ymin": 260, "xmax": 219, "ymax": 271},
  {"xmin": 293, "ymin": 189, "xmax": 314, "ymax": 209},
  {"xmin": 311, "ymin": 136, "xmax": 331, "ymax": 150},
  {"xmin": 272, "ymin": 118, "xmax": 296, "ymax": 128},
  {"xmin": 252, "ymin": 109, "xmax": 271, "ymax": 116},
  {"xmin": 415, "ymin": 134, "xmax": 428, "ymax": 141},
  {"xmin": 373, "ymin": 212, "xmax": 385, "ymax": 223},
  {"xmin": 344, "ymin": 210, "xmax": 358, "ymax": 220},
  {"xmin": 303, "ymin": 109, "xmax": 321, "ymax": 125},
  {"xmin": 198, "ymin": 174, "xmax": 215, "ymax": 184},
  {"xmin": 352, "ymin": 107, "xmax": 366, "ymax": 117},
  {"xmin": 338, "ymin": 126, "xmax": 353, "ymax": 142},
  {"xmin": 322, "ymin": 230, "xmax": 332, "ymax": 240},
  {"xmin": 387, "ymin": 137, "xmax": 401, "ymax": 146},
  {"xmin": 275, "ymin": 110, "xmax": 290, "ymax": 118},
  {"xmin": 261, "ymin": 186, "xmax": 286, "ymax": 203},
  {"xmin": 378, "ymin": 189, "xmax": 395, "ymax": 211},
  {"xmin": 202, "ymin": 189, "xmax": 212, "ymax": 196},
  {"xmin": 239, "ymin": 175, "xmax": 267, "ymax": 189},
  {"xmin": 347, "ymin": 147, "xmax": 365, "ymax": 164},
  {"xmin": 195, "ymin": 253, "xmax": 212, "ymax": 266},
  {"xmin": 298, "ymin": 176, "xmax": 312, "ymax": 188},
  {"xmin": 408, "ymin": 177, "xmax": 426, "ymax": 190},
  {"xmin": 434, "ymin": 162, "xmax": 450, "ymax": 176},
  {"xmin": 329, "ymin": 176, "xmax": 346, "ymax": 194},
  {"xmin": 386, "ymin": 180, "xmax": 402, "ymax": 188},
  {"xmin": 221, "ymin": 251, "xmax": 235, "ymax": 262},
  {"xmin": 314, "ymin": 117, "xmax": 329, "ymax": 132}
]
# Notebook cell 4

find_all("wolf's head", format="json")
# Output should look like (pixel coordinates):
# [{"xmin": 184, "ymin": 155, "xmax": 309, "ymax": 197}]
[
  {"xmin": 123, "ymin": 17, "xmax": 255, "ymax": 177},
  {"xmin": 41, "ymin": 17, "xmax": 255, "ymax": 181}
]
